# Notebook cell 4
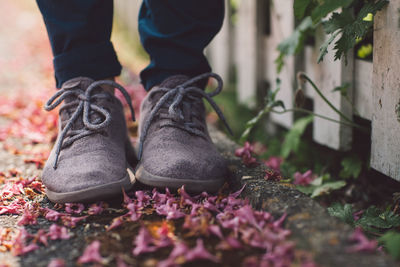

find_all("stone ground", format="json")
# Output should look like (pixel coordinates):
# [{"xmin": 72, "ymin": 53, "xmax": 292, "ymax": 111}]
[{"xmin": 0, "ymin": 1, "xmax": 398, "ymax": 267}]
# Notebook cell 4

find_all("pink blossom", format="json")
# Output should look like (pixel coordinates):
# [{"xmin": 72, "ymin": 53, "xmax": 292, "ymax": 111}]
[
  {"xmin": 48, "ymin": 224, "xmax": 70, "ymax": 240},
  {"xmin": 88, "ymin": 202, "xmax": 105, "ymax": 215},
  {"xmin": 61, "ymin": 215, "xmax": 88, "ymax": 228},
  {"xmin": 235, "ymin": 142, "xmax": 255, "ymax": 158},
  {"xmin": 347, "ymin": 227, "xmax": 378, "ymax": 253},
  {"xmin": 178, "ymin": 186, "xmax": 195, "ymax": 205},
  {"xmin": 185, "ymin": 239, "xmax": 218, "ymax": 263},
  {"xmin": 263, "ymin": 156, "xmax": 283, "ymax": 171},
  {"xmin": 107, "ymin": 216, "xmax": 125, "ymax": 231},
  {"xmin": 208, "ymin": 225, "xmax": 224, "ymax": 239},
  {"xmin": 235, "ymin": 142, "xmax": 258, "ymax": 167},
  {"xmin": 47, "ymin": 258, "xmax": 65, "ymax": 267},
  {"xmin": 229, "ymin": 184, "xmax": 246, "ymax": 199},
  {"xmin": 132, "ymin": 226, "xmax": 158, "ymax": 256},
  {"xmin": 235, "ymin": 205, "xmax": 260, "ymax": 229},
  {"xmin": 20, "ymin": 243, "xmax": 40, "ymax": 255},
  {"xmin": 216, "ymin": 236, "xmax": 243, "ymax": 250},
  {"xmin": 17, "ymin": 205, "xmax": 38, "ymax": 225},
  {"xmin": 156, "ymin": 200, "xmax": 185, "ymax": 220},
  {"xmin": 264, "ymin": 169, "xmax": 282, "ymax": 181},
  {"xmin": 77, "ymin": 240, "xmax": 105, "ymax": 264},
  {"xmin": 35, "ymin": 229, "xmax": 48, "ymax": 246},
  {"xmin": 64, "ymin": 203, "xmax": 85, "ymax": 214},
  {"xmin": 151, "ymin": 188, "xmax": 168, "ymax": 204},
  {"xmin": 158, "ymin": 242, "xmax": 189, "ymax": 267},
  {"xmin": 44, "ymin": 208, "xmax": 66, "ymax": 221},
  {"xmin": 122, "ymin": 188, "xmax": 133, "ymax": 205},
  {"xmin": 135, "ymin": 191, "xmax": 150, "ymax": 207},
  {"xmin": 272, "ymin": 213, "xmax": 287, "ymax": 229},
  {"xmin": 127, "ymin": 203, "xmax": 142, "ymax": 221},
  {"xmin": 293, "ymin": 170, "xmax": 315, "ymax": 186}
]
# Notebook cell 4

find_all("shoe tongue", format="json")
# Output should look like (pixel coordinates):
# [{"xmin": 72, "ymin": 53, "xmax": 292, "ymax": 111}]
[
  {"xmin": 158, "ymin": 75, "xmax": 190, "ymax": 89},
  {"xmin": 61, "ymin": 77, "xmax": 94, "ymax": 91}
]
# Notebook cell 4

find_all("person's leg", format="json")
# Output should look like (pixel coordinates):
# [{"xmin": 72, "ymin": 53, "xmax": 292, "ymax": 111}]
[
  {"xmin": 136, "ymin": 0, "xmax": 231, "ymax": 192},
  {"xmin": 36, "ymin": 0, "xmax": 137, "ymax": 203},
  {"xmin": 36, "ymin": 0, "xmax": 121, "ymax": 88},
  {"xmin": 138, "ymin": 0, "xmax": 224, "ymax": 90}
]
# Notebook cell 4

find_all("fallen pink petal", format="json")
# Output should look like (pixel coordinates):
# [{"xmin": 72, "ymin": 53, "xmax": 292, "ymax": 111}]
[{"xmin": 77, "ymin": 240, "xmax": 105, "ymax": 264}]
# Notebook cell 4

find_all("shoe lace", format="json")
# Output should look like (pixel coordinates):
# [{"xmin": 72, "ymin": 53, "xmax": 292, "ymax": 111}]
[
  {"xmin": 138, "ymin": 72, "xmax": 232, "ymax": 160},
  {"xmin": 44, "ymin": 80, "xmax": 136, "ymax": 169}
]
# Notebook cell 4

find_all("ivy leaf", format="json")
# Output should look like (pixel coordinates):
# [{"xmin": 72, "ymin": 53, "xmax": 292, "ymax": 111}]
[
  {"xmin": 281, "ymin": 116, "xmax": 313, "ymax": 158},
  {"xmin": 311, "ymin": 0, "xmax": 354, "ymax": 23},
  {"xmin": 294, "ymin": 0, "xmax": 313, "ymax": 19},
  {"xmin": 317, "ymin": 30, "xmax": 340, "ymax": 63},
  {"xmin": 379, "ymin": 231, "xmax": 400, "ymax": 260},
  {"xmin": 322, "ymin": 10, "xmax": 354, "ymax": 34},
  {"xmin": 356, "ymin": 206, "xmax": 400, "ymax": 233},
  {"xmin": 339, "ymin": 154, "xmax": 362, "ymax": 179},
  {"xmin": 321, "ymin": 0, "xmax": 388, "ymax": 62},
  {"xmin": 327, "ymin": 203, "xmax": 355, "ymax": 226}
]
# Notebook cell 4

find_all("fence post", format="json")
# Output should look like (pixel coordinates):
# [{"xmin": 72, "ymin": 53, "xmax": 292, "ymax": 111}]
[
  {"xmin": 308, "ymin": 28, "xmax": 354, "ymax": 150},
  {"xmin": 267, "ymin": 0, "xmax": 295, "ymax": 129},
  {"xmin": 371, "ymin": 0, "xmax": 400, "ymax": 181},
  {"xmin": 236, "ymin": 0, "xmax": 263, "ymax": 108}
]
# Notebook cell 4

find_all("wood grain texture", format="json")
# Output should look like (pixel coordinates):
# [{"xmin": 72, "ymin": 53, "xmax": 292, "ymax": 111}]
[
  {"xmin": 371, "ymin": 0, "xmax": 400, "ymax": 180},
  {"xmin": 303, "ymin": 28, "xmax": 353, "ymax": 151},
  {"xmin": 267, "ymin": 0, "xmax": 295, "ymax": 129},
  {"xmin": 236, "ymin": 0, "xmax": 258, "ymax": 107}
]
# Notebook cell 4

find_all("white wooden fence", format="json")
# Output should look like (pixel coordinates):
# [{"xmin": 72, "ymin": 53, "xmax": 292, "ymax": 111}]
[{"xmin": 114, "ymin": 0, "xmax": 400, "ymax": 181}]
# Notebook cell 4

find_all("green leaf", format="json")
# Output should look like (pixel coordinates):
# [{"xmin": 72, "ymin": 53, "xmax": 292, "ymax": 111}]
[
  {"xmin": 339, "ymin": 154, "xmax": 362, "ymax": 179},
  {"xmin": 332, "ymin": 83, "xmax": 350, "ymax": 96},
  {"xmin": 320, "ymin": 0, "xmax": 388, "ymax": 62},
  {"xmin": 323, "ymin": 10, "xmax": 354, "ymax": 34},
  {"xmin": 281, "ymin": 116, "xmax": 313, "ymax": 158},
  {"xmin": 311, "ymin": 0, "xmax": 354, "ymax": 23},
  {"xmin": 317, "ymin": 30, "xmax": 340, "ymax": 63},
  {"xmin": 310, "ymin": 181, "xmax": 346, "ymax": 198},
  {"xmin": 356, "ymin": 206, "xmax": 400, "ymax": 233},
  {"xmin": 294, "ymin": 0, "xmax": 312, "ymax": 19},
  {"xmin": 328, "ymin": 203, "xmax": 355, "ymax": 226},
  {"xmin": 380, "ymin": 231, "xmax": 400, "ymax": 260},
  {"xmin": 296, "ymin": 185, "xmax": 315, "ymax": 195}
]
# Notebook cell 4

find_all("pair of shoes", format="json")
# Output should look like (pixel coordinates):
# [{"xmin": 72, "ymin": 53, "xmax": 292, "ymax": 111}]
[{"xmin": 42, "ymin": 73, "xmax": 231, "ymax": 203}]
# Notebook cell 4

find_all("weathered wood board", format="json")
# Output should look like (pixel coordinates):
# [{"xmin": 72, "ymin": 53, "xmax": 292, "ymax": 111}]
[
  {"xmin": 236, "ymin": 0, "xmax": 259, "ymax": 108},
  {"xmin": 354, "ymin": 60, "xmax": 373, "ymax": 120},
  {"xmin": 371, "ymin": 0, "xmax": 400, "ymax": 181},
  {"xmin": 302, "ymin": 28, "xmax": 353, "ymax": 151},
  {"xmin": 266, "ymin": 0, "xmax": 295, "ymax": 129}
]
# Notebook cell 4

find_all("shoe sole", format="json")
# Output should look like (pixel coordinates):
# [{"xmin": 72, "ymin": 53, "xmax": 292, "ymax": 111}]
[
  {"xmin": 135, "ymin": 164, "xmax": 225, "ymax": 193},
  {"xmin": 46, "ymin": 166, "xmax": 136, "ymax": 203}
]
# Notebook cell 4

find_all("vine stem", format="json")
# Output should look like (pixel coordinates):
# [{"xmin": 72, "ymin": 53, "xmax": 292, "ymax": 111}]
[
  {"xmin": 298, "ymin": 73, "xmax": 354, "ymax": 123},
  {"xmin": 271, "ymin": 108, "xmax": 369, "ymax": 133}
]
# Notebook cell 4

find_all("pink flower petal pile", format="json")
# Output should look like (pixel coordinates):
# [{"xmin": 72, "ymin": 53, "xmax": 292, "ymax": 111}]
[{"xmin": 235, "ymin": 142, "xmax": 258, "ymax": 167}]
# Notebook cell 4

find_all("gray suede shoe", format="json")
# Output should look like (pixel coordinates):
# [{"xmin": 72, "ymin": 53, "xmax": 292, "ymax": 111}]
[
  {"xmin": 42, "ymin": 77, "xmax": 137, "ymax": 203},
  {"xmin": 135, "ymin": 73, "xmax": 232, "ymax": 193}
]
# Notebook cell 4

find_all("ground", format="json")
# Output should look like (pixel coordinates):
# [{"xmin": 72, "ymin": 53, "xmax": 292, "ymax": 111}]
[{"xmin": 0, "ymin": 1, "xmax": 398, "ymax": 267}]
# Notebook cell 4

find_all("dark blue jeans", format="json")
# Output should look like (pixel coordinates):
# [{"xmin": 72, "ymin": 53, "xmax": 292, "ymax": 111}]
[{"xmin": 36, "ymin": 0, "xmax": 224, "ymax": 90}]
